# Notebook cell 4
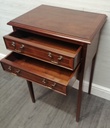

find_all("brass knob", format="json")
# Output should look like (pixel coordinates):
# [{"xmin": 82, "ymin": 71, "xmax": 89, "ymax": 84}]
[
  {"xmin": 8, "ymin": 66, "xmax": 12, "ymax": 71},
  {"xmin": 58, "ymin": 55, "xmax": 63, "ymax": 61},
  {"xmin": 12, "ymin": 42, "xmax": 16, "ymax": 47},
  {"xmin": 48, "ymin": 52, "xmax": 52, "ymax": 58}
]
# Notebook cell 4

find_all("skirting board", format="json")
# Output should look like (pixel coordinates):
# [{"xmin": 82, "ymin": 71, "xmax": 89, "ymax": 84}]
[
  {"xmin": 73, "ymin": 80, "xmax": 110, "ymax": 101},
  {"xmin": 0, "ymin": 53, "xmax": 110, "ymax": 101}
]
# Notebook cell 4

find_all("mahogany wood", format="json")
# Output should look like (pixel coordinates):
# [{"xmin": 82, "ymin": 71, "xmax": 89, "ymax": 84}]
[
  {"xmin": 0, "ymin": 5, "xmax": 107, "ymax": 122},
  {"xmin": 7, "ymin": 5, "xmax": 107, "ymax": 44},
  {"xmin": 88, "ymin": 54, "xmax": 96, "ymax": 94},
  {"xmin": 0, "ymin": 52, "xmax": 80, "ymax": 95},
  {"xmin": 76, "ymin": 45, "xmax": 87, "ymax": 122},
  {"xmin": 3, "ymin": 30, "xmax": 82, "ymax": 70}
]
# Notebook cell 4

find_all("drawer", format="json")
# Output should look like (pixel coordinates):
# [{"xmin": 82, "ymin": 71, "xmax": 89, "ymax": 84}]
[
  {"xmin": 4, "ymin": 30, "xmax": 82, "ymax": 70},
  {"xmin": 1, "ymin": 52, "xmax": 80, "ymax": 95}
]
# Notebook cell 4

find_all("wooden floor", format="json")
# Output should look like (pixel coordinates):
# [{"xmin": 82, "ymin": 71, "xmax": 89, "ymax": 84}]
[{"xmin": 0, "ymin": 65, "xmax": 110, "ymax": 128}]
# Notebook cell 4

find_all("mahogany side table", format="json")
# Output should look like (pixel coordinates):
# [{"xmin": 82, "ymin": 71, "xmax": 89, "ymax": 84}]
[{"xmin": 0, "ymin": 5, "xmax": 107, "ymax": 121}]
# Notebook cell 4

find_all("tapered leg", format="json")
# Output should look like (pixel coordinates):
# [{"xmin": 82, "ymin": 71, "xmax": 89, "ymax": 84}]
[
  {"xmin": 76, "ymin": 45, "xmax": 87, "ymax": 122},
  {"xmin": 88, "ymin": 54, "xmax": 96, "ymax": 94},
  {"xmin": 27, "ymin": 80, "xmax": 35, "ymax": 103},
  {"xmin": 76, "ymin": 75, "xmax": 84, "ymax": 122}
]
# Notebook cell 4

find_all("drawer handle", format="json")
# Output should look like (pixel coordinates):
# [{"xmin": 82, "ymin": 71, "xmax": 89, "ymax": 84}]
[
  {"xmin": 20, "ymin": 44, "xmax": 24, "ymax": 49},
  {"xmin": 52, "ymin": 83, "xmax": 56, "ymax": 87},
  {"xmin": 58, "ymin": 55, "xmax": 63, "ymax": 61},
  {"xmin": 16, "ymin": 44, "xmax": 25, "ymax": 53},
  {"xmin": 8, "ymin": 66, "xmax": 12, "ymax": 71},
  {"xmin": 51, "ymin": 61, "xmax": 58, "ymax": 65},
  {"xmin": 42, "ymin": 79, "xmax": 46, "ymax": 84},
  {"xmin": 15, "ymin": 50, "xmax": 21, "ymax": 53},
  {"xmin": 12, "ymin": 42, "xmax": 16, "ymax": 47},
  {"xmin": 48, "ymin": 52, "xmax": 52, "ymax": 58},
  {"xmin": 16, "ymin": 70, "xmax": 20, "ymax": 74}
]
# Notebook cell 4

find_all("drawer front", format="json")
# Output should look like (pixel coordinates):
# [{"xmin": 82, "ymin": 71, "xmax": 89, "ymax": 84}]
[
  {"xmin": 1, "ymin": 63, "xmax": 67, "ymax": 95},
  {"xmin": 4, "ymin": 38, "xmax": 80, "ymax": 70}
]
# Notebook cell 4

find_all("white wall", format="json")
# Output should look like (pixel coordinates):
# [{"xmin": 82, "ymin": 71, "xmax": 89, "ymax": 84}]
[{"xmin": 0, "ymin": 0, "xmax": 110, "ymax": 99}]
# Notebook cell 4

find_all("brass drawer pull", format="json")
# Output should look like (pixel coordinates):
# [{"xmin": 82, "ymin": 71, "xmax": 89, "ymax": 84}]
[
  {"xmin": 42, "ymin": 79, "xmax": 46, "ymax": 84},
  {"xmin": 48, "ymin": 52, "xmax": 63, "ymax": 65},
  {"xmin": 58, "ymin": 55, "xmax": 63, "ymax": 61},
  {"xmin": 52, "ymin": 82, "xmax": 56, "ymax": 87},
  {"xmin": 18, "ymin": 44, "xmax": 25, "ymax": 53},
  {"xmin": 16, "ymin": 70, "xmax": 21, "ymax": 74},
  {"xmin": 20, "ymin": 44, "xmax": 24, "ymax": 49},
  {"xmin": 51, "ymin": 61, "xmax": 58, "ymax": 65},
  {"xmin": 48, "ymin": 52, "xmax": 52, "ymax": 58},
  {"xmin": 15, "ymin": 50, "xmax": 21, "ymax": 53},
  {"xmin": 8, "ymin": 66, "xmax": 12, "ymax": 71},
  {"xmin": 11, "ymin": 42, "xmax": 16, "ymax": 47}
]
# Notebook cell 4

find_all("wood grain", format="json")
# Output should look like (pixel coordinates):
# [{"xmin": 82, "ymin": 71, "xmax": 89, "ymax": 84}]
[
  {"xmin": 3, "ymin": 30, "xmax": 82, "ymax": 70},
  {"xmin": 1, "ymin": 52, "xmax": 79, "ymax": 86},
  {"xmin": 7, "ymin": 5, "xmax": 107, "ymax": 44}
]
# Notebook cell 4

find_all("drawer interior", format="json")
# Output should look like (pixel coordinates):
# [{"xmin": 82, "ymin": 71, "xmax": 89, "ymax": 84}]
[
  {"xmin": 4, "ymin": 30, "xmax": 82, "ymax": 57},
  {"xmin": 1, "ymin": 52, "xmax": 79, "ymax": 86}
]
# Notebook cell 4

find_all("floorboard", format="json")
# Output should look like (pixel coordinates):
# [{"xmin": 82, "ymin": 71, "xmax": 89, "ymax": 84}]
[{"xmin": 0, "ymin": 65, "xmax": 110, "ymax": 128}]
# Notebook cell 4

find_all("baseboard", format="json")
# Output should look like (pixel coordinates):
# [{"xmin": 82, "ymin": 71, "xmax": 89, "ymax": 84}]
[
  {"xmin": 0, "ymin": 53, "xmax": 6, "ymax": 60},
  {"xmin": 73, "ymin": 80, "xmax": 110, "ymax": 101}
]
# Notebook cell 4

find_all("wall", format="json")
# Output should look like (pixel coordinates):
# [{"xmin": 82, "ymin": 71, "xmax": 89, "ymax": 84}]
[{"xmin": 0, "ymin": 0, "xmax": 110, "ymax": 100}]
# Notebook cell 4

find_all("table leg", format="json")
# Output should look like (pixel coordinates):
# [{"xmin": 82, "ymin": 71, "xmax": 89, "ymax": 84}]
[
  {"xmin": 76, "ymin": 45, "xmax": 87, "ymax": 122},
  {"xmin": 88, "ymin": 54, "xmax": 96, "ymax": 94},
  {"xmin": 76, "ymin": 70, "xmax": 84, "ymax": 122},
  {"xmin": 27, "ymin": 80, "xmax": 35, "ymax": 103}
]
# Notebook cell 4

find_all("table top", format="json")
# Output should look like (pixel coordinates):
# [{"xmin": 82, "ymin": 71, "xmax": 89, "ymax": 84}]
[{"xmin": 8, "ymin": 5, "xmax": 107, "ymax": 44}]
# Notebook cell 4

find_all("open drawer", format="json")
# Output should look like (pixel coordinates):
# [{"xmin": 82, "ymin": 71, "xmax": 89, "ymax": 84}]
[
  {"xmin": 3, "ymin": 30, "xmax": 82, "ymax": 71},
  {"xmin": 1, "ymin": 52, "xmax": 80, "ymax": 95}
]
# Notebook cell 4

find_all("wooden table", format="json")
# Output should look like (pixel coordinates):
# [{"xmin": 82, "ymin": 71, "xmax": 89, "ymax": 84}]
[{"xmin": 0, "ymin": 5, "xmax": 107, "ymax": 121}]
